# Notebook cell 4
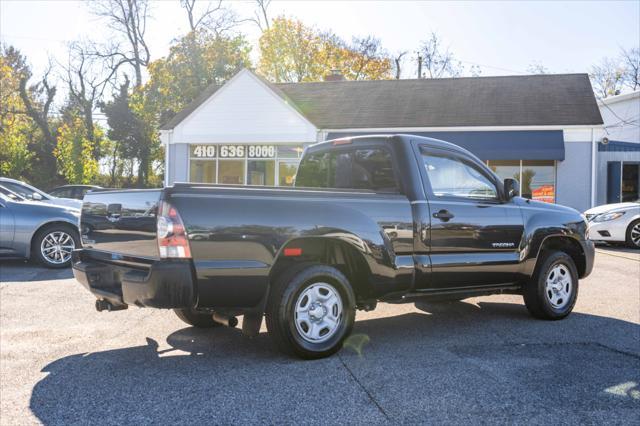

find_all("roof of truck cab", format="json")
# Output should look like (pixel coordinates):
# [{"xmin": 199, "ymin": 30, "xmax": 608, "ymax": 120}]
[{"xmin": 306, "ymin": 134, "xmax": 468, "ymax": 153}]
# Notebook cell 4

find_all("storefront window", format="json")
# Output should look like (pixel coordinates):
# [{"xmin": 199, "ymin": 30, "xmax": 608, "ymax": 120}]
[
  {"xmin": 189, "ymin": 160, "xmax": 216, "ymax": 183},
  {"xmin": 488, "ymin": 160, "xmax": 520, "ymax": 183},
  {"xmin": 277, "ymin": 146, "xmax": 304, "ymax": 159},
  {"xmin": 487, "ymin": 160, "xmax": 555, "ymax": 203},
  {"xmin": 279, "ymin": 161, "xmax": 299, "ymax": 186},
  {"xmin": 248, "ymin": 160, "xmax": 275, "ymax": 186},
  {"xmin": 218, "ymin": 160, "xmax": 245, "ymax": 185},
  {"xmin": 522, "ymin": 160, "xmax": 555, "ymax": 203},
  {"xmin": 188, "ymin": 144, "xmax": 307, "ymax": 186}
]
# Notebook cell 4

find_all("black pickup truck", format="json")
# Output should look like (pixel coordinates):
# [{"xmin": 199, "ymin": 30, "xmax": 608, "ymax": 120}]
[{"xmin": 73, "ymin": 135, "xmax": 594, "ymax": 359}]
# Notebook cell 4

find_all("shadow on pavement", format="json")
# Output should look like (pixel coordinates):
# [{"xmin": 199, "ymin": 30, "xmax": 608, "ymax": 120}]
[
  {"xmin": 30, "ymin": 301, "xmax": 640, "ymax": 424},
  {"xmin": 0, "ymin": 259, "xmax": 73, "ymax": 282}
]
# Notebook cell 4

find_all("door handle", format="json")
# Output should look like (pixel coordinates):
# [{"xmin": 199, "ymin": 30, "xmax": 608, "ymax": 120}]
[{"xmin": 432, "ymin": 209, "xmax": 454, "ymax": 221}]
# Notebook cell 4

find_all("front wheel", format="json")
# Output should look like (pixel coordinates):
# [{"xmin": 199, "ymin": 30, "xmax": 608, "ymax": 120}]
[
  {"xmin": 266, "ymin": 263, "xmax": 356, "ymax": 359},
  {"xmin": 625, "ymin": 219, "xmax": 640, "ymax": 249},
  {"xmin": 523, "ymin": 251, "xmax": 579, "ymax": 320}
]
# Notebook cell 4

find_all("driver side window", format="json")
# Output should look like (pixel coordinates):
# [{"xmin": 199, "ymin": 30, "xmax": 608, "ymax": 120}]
[{"xmin": 422, "ymin": 152, "xmax": 498, "ymax": 200}]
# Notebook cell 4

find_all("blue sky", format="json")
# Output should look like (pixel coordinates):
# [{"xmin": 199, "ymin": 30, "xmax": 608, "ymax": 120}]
[{"xmin": 1, "ymin": 0, "xmax": 639, "ymax": 78}]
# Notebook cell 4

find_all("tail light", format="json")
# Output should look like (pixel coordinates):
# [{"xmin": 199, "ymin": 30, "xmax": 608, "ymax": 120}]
[{"xmin": 157, "ymin": 201, "xmax": 191, "ymax": 258}]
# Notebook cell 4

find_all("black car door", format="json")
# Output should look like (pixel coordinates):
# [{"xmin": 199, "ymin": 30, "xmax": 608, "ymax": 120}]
[{"xmin": 414, "ymin": 144, "xmax": 525, "ymax": 290}]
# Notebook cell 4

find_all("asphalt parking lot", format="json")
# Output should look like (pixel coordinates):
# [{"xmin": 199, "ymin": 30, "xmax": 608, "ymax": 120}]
[{"xmin": 1, "ymin": 247, "xmax": 639, "ymax": 425}]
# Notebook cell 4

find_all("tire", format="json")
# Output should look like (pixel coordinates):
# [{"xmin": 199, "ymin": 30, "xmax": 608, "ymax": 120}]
[
  {"xmin": 32, "ymin": 224, "xmax": 79, "ymax": 269},
  {"xmin": 625, "ymin": 219, "xmax": 640, "ymax": 249},
  {"xmin": 265, "ymin": 263, "xmax": 356, "ymax": 359},
  {"xmin": 173, "ymin": 309, "xmax": 221, "ymax": 328},
  {"xmin": 523, "ymin": 251, "xmax": 579, "ymax": 320}
]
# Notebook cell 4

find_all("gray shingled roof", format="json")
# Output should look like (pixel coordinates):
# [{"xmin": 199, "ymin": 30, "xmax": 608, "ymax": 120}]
[{"xmin": 160, "ymin": 72, "xmax": 603, "ymax": 130}]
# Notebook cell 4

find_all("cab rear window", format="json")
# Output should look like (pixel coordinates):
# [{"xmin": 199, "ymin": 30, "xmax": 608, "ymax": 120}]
[{"xmin": 296, "ymin": 148, "xmax": 398, "ymax": 191}]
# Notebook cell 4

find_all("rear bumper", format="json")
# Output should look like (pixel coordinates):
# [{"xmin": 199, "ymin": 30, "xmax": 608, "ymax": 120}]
[{"xmin": 72, "ymin": 249, "xmax": 196, "ymax": 309}]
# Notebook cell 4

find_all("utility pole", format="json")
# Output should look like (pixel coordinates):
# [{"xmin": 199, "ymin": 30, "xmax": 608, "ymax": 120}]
[{"xmin": 416, "ymin": 52, "xmax": 423, "ymax": 79}]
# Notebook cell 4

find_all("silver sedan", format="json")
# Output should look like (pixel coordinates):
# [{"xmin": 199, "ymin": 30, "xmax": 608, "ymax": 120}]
[
  {"xmin": 585, "ymin": 201, "xmax": 640, "ymax": 249},
  {"xmin": 0, "ymin": 186, "xmax": 81, "ymax": 268}
]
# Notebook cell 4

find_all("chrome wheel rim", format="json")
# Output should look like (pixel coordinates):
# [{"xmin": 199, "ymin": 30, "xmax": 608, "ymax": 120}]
[
  {"xmin": 545, "ymin": 264, "xmax": 572, "ymax": 309},
  {"xmin": 631, "ymin": 223, "xmax": 640, "ymax": 247},
  {"xmin": 41, "ymin": 231, "xmax": 75, "ymax": 264},
  {"xmin": 294, "ymin": 282, "xmax": 343, "ymax": 343}
]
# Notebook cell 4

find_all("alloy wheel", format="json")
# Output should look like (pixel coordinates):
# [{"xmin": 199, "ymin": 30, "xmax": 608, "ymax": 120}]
[
  {"xmin": 40, "ymin": 231, "xmax": 75, "ymax": 265},
  {"xmin": 631, "ymin": 222, "xmax": 640, "ymax": 247}
]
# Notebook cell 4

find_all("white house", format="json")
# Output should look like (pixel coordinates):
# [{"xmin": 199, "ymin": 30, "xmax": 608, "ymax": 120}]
[
  {"xmin": 596, "ymin": 91, "xmax": 640, "ymax": 204},
  {"xmin": 160, "ymin": 68, "xmax": 619, "ymax": 212}
]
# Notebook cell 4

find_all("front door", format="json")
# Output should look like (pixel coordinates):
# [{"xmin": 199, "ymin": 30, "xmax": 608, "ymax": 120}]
[
  {"xmin": 0, "ymin": 201, "xmax": 16, "ymax": 254},
  {"xmin": 415, "ymin": 144, "xmax": 525, "ymax": 290}
]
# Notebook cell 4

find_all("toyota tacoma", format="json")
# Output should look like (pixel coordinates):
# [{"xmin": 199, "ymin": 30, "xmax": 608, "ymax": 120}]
[{"xmin": 72, "ymin": 135, "xmax": 594, "ymax": 359}]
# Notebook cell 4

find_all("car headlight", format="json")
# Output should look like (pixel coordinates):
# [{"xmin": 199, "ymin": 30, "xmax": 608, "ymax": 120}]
[{"xmin": 593, "ymin": 211, "xmax": 625, "ymax": 222}]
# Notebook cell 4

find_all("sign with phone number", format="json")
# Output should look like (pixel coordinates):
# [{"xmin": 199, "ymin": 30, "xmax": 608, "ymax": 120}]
[{"xmin": 191, "ymin": 145, "xmax": 277, "ymax": 159}]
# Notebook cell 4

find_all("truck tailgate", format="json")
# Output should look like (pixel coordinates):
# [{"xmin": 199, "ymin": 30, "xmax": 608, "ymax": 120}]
[{"xmin": 80, "ymin": 189, "xmax": 161, "ymax": 259}]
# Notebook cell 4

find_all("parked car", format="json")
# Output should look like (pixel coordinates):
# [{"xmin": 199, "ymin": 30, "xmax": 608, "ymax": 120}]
[
  {"xmin": 0, "ymin": 177, "xmax": 81, "ymax": 209},
  {"xmin": 0, "ymin": 185, "xmax": 81, "ymax": 268},
  {"xmin": 72, "ymin": 135, "xmax": 594, "ymax": 359},
  {"xmin": 49, "ymin": 184, "xmax": 102, "ymax": 200},
  {"xmin": 584, "ymin": 200, "xmax": 640, "ymax": 248}
]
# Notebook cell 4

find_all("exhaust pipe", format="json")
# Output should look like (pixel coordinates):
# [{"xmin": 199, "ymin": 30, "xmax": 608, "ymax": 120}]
[{"xmin": 212, "ymin": 313, "xmax": 238, "ymax": 327}]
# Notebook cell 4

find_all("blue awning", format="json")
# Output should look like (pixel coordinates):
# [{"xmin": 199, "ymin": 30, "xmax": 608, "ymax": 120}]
[
  {"xmin": 326, "ymin": 130, "xmax": 565, "ymax": 161},
  {"xmin": 598, "ymin": 140, "xmax": 640, "ymax": 152}
]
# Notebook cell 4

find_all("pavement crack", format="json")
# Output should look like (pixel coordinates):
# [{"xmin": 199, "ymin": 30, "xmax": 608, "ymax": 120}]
[
  {"xmin": 594, "ymin": 342, "xmax": 640, "ymax": 359},
  {"xmin": 337, "ymin": 353, "xmax": 390, "ymax": 422}
]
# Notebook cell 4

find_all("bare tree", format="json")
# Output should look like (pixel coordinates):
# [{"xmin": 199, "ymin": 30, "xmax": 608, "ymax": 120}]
[
  {"xmin": 590, "ymin": 57, "xmax": 626, "ymax": 98},
  {"xmin": 18, "ymin": 62, "xmax": 57, "ymax": 147},
  {"xmin": 89, "ymin": 0, "xmax": 151, "ymax": 88},
  {"xmin": 393, "ymin": 51, "xmax": 407, "ymax": 79},
  {"xmin": 526, "ymin": 63, "xmax": 549, "ymax": 74},
  {"xmin": 17, "ymin": 62, "xmax": 59, "ymax": 180},
  {"xmin": 61, "ymin": 42, "xmax": 115, "ymax": 149},
  {"xmin": 621, "ymin": 47, "xmax": 639, "ymax": 92},
  {"xmin": 88, "ymin": 0, "xmax": 155, "ymax": 186},
  {"xmin": 249, "ymin": 0, "xmax": 271, "ymax": 31},
  {"xmin": 418, "ymin": 32, "xmax": 462, "ymax": 78},
  {"xmin": 180, "ymin": 0, "xmax": 238, "ymax": 35}
]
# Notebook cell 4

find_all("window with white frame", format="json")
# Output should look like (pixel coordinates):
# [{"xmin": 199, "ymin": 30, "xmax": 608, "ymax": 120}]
[
  {"xmin": 487, "ymin": 160, "xmax": 556, "ymax": 203},
  {"xmin": 188, "ymin": 144, "xmax": 306, "ymax": 186}
]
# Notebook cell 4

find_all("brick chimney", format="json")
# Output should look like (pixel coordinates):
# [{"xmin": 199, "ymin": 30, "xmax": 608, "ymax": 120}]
[{"xmin": 324, "ymin": 69, "xmax": 345, "ymax": 82}]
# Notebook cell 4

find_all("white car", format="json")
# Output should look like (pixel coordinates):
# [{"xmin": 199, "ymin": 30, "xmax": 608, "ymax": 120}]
[
  {"xmin": 585, "ymin": 201, "xmax": 640, "ymax": 249},
  {"xmin": 0, "ymin": 177, "xmax": 81, "ymax": 210}
]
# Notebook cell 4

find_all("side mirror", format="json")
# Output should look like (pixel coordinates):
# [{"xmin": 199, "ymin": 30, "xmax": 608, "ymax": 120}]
[
  {"xmin": 503, "ymin": 178, "xmax": 519, "ymax": 201},
  {"xmin": 32, "ymin": 193, "xmax": 43, "ymax": 201}
]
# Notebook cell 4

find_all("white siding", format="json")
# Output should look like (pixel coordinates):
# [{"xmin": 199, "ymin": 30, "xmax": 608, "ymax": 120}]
[
  {"xmin": 556, "ymin": 141, "xmax": 593, "ymax": 212},
  {"xmin": 598, "ymin": 91, "xmax": 640, "ymax": 142},
  {"xmin": 170, "ymin": 69, "xmax": 318, "ymax": 144}
]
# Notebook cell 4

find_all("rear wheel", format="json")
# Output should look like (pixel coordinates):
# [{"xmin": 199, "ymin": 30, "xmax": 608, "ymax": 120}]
[
  {"xmin": 173, "ymin": 309, "xmax": 221, "ymax": 328},
  {"xmin": 32, "ymin": 224, "xmax": 79, "ymax": 268},
  {"xmin": 625, "ymin": 219, "xmax": 640, "ymax": 249},
  {"xmin": 523, "ymin": 251, "xmax": 578, "ymax": 320},
  {"xmin": 266, "ymin": 263, "xmax": 355, "ymax": 359}
]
